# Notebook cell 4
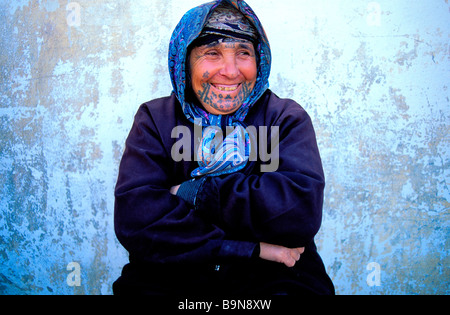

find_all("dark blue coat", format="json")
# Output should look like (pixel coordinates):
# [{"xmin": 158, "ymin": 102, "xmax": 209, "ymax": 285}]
[{"xmin": 114, "ymin": 90, "xmax": 335, "ymax": 295}]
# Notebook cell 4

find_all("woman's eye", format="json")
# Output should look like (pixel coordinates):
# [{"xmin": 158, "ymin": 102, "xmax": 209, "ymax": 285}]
[
  {"xmin": 205, "ymin": 51, "xmax": 219, "ymax": 56},
  {"xmin": 238, "ymin": 50, "xmax": 252, "ymax": 57}
]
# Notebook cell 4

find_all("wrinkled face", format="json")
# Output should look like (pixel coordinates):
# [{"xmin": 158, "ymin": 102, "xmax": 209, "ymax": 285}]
[{"xmin": 189, "ymin": 41, "xmax": 258, "ymax": 115}]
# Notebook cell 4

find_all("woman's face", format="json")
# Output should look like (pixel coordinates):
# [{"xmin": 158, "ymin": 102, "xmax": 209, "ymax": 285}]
[{"xmin": 189, "ymin": 41, "xmax": 258, "ymax": 115}]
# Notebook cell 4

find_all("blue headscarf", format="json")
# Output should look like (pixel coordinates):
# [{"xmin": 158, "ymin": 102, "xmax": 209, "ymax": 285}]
[{"xmin": 168, "ymin": 0, "xmax": 271, "ymax": 177}]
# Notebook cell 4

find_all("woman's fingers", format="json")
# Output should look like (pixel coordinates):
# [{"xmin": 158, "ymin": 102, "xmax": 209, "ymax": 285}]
[
  {"xmin": 283, "ymin": 247, "xmax": 305, "ymax": 268},
  {"xmin": 169, "ymin": 185, "xmax": 180, "ymax": 195},
  {"xmin": 289, "ymin": 247, "xmax": 305, "ymax": 265},
  {"xmin": 291, "ymin": 249, "xmax": 301, "ymax": 261},
  {"xmin": 260, "ymin": 243, "xmax": 306, "ymax": 268}
]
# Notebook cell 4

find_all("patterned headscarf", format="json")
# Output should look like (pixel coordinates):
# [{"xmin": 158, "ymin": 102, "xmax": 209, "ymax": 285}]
[
  {"xmin": 168, "ymin": 0, "xmax": 271, "ymax": 177},
  {"xmin": 193, "ymin": 4, "xmax": 258, "ymax": 46}
]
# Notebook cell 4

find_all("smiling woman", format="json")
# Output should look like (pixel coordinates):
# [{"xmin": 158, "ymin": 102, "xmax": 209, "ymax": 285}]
[
  {"xmin": 189, "ymin": 40, "xmax": 258, "ymax": 115},
  {"xmin": 113, "ymin": 0, "xmax": 334, "ymax": 296}
]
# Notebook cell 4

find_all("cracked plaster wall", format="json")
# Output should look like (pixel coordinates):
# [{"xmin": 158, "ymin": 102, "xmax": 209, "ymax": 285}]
[{"xmin": 0, "ymin": 0, "xmax": 448, "ymax": 295}]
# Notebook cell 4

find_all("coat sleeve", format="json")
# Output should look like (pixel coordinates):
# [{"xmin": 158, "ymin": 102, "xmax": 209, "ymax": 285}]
[
  {"xmin": 114, "ymin": 103, "xmax": 258, "ymax": 264},
  {"xmin": 195, "ymin": 102, "xmax": 325, "ymax": 248}
]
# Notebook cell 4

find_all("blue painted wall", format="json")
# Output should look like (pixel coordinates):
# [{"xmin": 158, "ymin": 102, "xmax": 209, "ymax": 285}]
[{"xmin": 0, "ymin": 0, "xmax": 448, "ymax": 295}]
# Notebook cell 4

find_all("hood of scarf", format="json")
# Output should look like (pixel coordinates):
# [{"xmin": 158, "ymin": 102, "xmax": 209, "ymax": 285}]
[{"xmin": 168, "ymin": 0, "xmax": 271, "ymax": 127}]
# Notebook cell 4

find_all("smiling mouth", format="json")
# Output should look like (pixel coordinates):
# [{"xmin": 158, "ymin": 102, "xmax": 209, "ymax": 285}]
[{"xmin": 211, "ymin": 84, "xmax": 241, "ymax": 92}]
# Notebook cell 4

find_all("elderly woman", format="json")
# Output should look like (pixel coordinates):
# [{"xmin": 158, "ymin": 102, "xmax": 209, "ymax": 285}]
[{"xmin": 113, "ymin": 0, "xmax": 334, "ymax": 295}]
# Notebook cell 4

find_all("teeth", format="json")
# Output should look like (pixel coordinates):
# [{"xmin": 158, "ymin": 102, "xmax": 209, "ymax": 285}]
[{"xmin": 214, "ymin": 84, "xmax": 239, "ymax": 92}]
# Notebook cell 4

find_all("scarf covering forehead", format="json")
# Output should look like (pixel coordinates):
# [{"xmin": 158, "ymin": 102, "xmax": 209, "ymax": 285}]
[
  {"xmin": 196, "ymin": 4, "xmax": 258, "ymax": 45},
  {"xmin": 168, "ymin": 0, "xmax": 271, "ymax": 177}
]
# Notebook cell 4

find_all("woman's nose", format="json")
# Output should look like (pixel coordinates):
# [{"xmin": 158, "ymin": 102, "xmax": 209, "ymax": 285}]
[{"xmin": 219, "ymin": 56, "xmax": 239, "ymax": 79}]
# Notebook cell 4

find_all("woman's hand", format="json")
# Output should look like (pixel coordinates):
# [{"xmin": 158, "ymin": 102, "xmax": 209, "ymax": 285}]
[
  {"xmin": 259, "ymin": 242, "xmax": 305, "ymax": 268},
  {"xmin": 170, "ymin": 185, "xmax": 180, "ymax": 195},
  {"xmin": 171, "ymin": 186, "xmax": 304, "ymax": 268}
]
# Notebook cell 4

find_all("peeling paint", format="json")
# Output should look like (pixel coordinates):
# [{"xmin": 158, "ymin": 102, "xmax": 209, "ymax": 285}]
[{"xmin": 0, "ymin": 0, "xmax": 449, "ymax": 295}]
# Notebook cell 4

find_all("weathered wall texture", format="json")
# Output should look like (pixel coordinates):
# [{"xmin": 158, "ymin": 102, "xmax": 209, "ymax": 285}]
[{"xmin": 0, "ymin": 0, "xmax": 448, "ymax": 295}]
